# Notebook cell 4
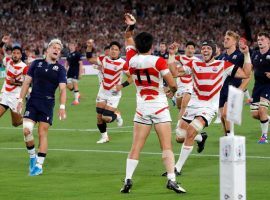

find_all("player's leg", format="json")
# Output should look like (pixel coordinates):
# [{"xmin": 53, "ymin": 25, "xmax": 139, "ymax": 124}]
[
  {"xmin": 0, "ymin": 104, "xmax": 8, "ymax": 118},
  {"xmin": 175, "ymin": 117, "xmax": 206, "ymax": 173},
  {"xmin": 221, "ymin": 102, "xmax": 232, "ymax": 136},
  {"xmin": 72, "ymin": 79, "xmax": 80, "ymax": 105},
  {"xmin": 30, "ymin": 122, "xmax": 50, "ymax": 176},
  {"xmin": 244, "ymin": 89, "xmax": 252, "ymax": 104},
  {"xmin": 10, "ymin": 110, "xmax": 22, "ymax": 127},
  {"xmin": 96, "ymin": 101, "xmax": 108, "ymax": 143},
  {"xmin": 102, "ymin": 94, "xmax": 123, "ymax": 127},
  {"xmin": 154, "ymin": 121, "xmax": 186, "ymax": 193},
  {"xmin": 258, "ymin": 97, "xmax": 269, "ymax": 144},
  {"xmin": 22, "ymin": 118, "xmax": 37, "ymax": 173},
  {"xmin": 67, "ymin": 78, "xmax": 74, "ymax": 91},
  {"xmin": 121, "ymin": 122, "xmax": 152, "ymax": 193}
]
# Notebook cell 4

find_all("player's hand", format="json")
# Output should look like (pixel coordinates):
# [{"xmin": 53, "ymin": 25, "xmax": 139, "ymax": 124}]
[
  {"xmin": 58, "ymin": 108, "xmax": 66, "ymax": 120},
  {"xmin": 265, "ymin": 72, "xmax": 270, "ymax": 79},
  {"xmin": 2, "ymin": 35, "xmax": 10, "ymax": 43},
  {"xmin": 125, "ymin": 13, "xmax": 136, "ymax": 25},
  {"xmin": 165, "ymin": 90, "xmax": 175, "ymax": 99},
  {"xmin": 115, "ymin": 84, "xmax": 123, "ymax": 91},
  {"xmin": 239, "ymin": 38, "xmax": 249, "ymax": 54}
]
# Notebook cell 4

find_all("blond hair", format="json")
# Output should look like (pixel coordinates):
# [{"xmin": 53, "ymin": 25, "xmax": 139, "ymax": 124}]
[{"xmin": 225, "ymin": 30, "xmax": 240, "ymax": 42}]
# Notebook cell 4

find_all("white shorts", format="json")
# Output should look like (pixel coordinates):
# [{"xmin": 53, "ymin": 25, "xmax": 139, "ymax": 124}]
[
  {"xmin": 67, "ymin": 78, "xmax": 79, "ymax": 84},
  {"xmin": 96, "ymin": 87, "xmax": 121, "ymax": 108},
  {"xmin": 134, "ymin": 102, "xmax": 172, "ymax": 125},
  {"xmin": 175, "ymin": 85, "xmax": 193, "ymax": 98},
  {"xmin": 182, "ymin": 105, "xmax": 216, "ymax": 126},
  {"xmin": 0, "ymin": 92, "xmax": 19, "ymax": 112}
]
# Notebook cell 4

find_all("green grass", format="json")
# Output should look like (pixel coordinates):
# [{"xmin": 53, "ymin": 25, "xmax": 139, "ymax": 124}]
[{"xmin": 0, "ymin": 76, "xmax": 270, "ymax": 200}]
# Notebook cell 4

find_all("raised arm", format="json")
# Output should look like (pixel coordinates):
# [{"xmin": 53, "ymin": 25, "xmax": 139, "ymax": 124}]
[
  {"xmin": 85, "ymin": 39, "xmax": 99, "ymax": 64},
  {"xmin": 124, "ymin": 13, "xmax": 136, "ymax": 47},
  {"xmin": 234, "ymin": 40, "xmax": 252, "ymax": 79}
]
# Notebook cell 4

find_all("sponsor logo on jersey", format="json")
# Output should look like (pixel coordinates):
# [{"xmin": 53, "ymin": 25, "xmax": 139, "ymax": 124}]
[
  {"xmin": 53, "ymin": 65, "xmax": 59, "ymax": 71},
  {"xmin": 232, "ymin": 55, "xmax": 237, "ymax": 59},
  {"xmin": 38, "ymin": 62, "xmax": 43, "ymax": 67}
]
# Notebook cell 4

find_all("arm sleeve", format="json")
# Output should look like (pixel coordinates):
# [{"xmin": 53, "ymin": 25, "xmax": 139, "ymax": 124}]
[
  {"xmin": 58, "ymin": 66, "xmax": 67, "ymax": 83},
  {"xmin": 97, "ymin": 56, "xmax": 105, "ymax": 66},
  {"xmin": 223, "ymin": 61, "xmax": 235, "ymax": 76},
  {"xmin": 27, "ymin": 61, "xmax": 37, "ymax": 78},
  {"xmin": 125, "ymin": 46, "xmax": 137, "ymax": 63},
  {"xmin": 22, "ymin": 66, "xmax": 29, "ymax": 75},
  {"xmin": 156, "ymin": 57, "xmax": 169, "ymax": 76}
]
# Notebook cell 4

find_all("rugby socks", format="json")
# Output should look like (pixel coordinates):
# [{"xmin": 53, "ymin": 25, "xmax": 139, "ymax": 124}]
[
  {"xmin": 74, "ymin": 90, "xmax": 80, "ymax": 101},
  {"xmin": 97, "ymin": 123, "xmax": 108, "ymax": 138},
  {"xmin": 27, "ymin": 145, "xmax": 36, "ymax": 158},
  {"xmin": 175, "ymin": 145, "xmax": 193, "ymax": 173},
  {"xmin": 125, "ymin": 159, "xmax": 139, "ymax": 182},
  {"xmin": 36, "ymin": 152, "xmax": 46, "ymax": 169},
  {"xmin": 260, "ymin": 119, "xmax": 269, "ymax": 137}
]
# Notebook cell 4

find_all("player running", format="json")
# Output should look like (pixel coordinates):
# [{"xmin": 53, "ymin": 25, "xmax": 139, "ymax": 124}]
[
  {"xmin": 168, "ymin": 39, "xmax": 252, "ymax": 179},
  {"xmin": 86, "ymin": 41, "xmax": 131, "ymax": 144},
  {"xmin": 120, "ymin": 13, "xmax": 186, "ymax": 194},
  {"xmin": 17, "ymin": 39, "xmax": 67, "ymax": 176},
  {"xmin": 65, "ymin": 42, "xmax": 83, "ymax": 105},
  {"xmin": 0, "ymin": 36, "xmax": 28, "ymax": 127}
]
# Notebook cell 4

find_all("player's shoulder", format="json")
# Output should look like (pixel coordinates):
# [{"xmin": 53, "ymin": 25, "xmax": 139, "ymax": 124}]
[{"xmin": 31, "ymin": 59, "xmax": 44, "ymax": 66}]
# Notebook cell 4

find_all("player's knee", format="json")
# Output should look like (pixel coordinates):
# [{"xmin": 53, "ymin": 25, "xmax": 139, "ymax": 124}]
[
  {"xmin": 23, "ymin": 121, "xmax": 34, "ymax": 142},
  {"xmin": 258, "ymin": 101, "xmax": 269, "ymax": 116},
  {"xmin": 188, "ymin": 119, "xmax": 204, "ymax": 140},
  {"xmin": 12, "ymin": 121, "xmax": 22, "ymax": 127},
  {"xmin": 102, "ymin": 109, "xmax": 117, "ymax": 123},
  {"xmin": 175, "ymin": 128, "xmax": 187, "ymax": 143}
]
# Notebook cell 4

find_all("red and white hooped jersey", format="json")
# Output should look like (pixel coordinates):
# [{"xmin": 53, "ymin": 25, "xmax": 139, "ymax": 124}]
[
  {"xmin": 1, "ymin": 57, "xmax": 28, "ymax": 95},
  {"xmin": 175, "ymin": 55, "xmax": 200, "ymax": 88},
  {"xmin": 126, "ymin": 46, "xmax": 170, "ymax": 103},
  {"xmin": 97, "ymin": 56, "xmax": 128, "ymax": 91},
  {"xmin": 183, "ymin": 59, "xmax": 235, "ymax": 109}
]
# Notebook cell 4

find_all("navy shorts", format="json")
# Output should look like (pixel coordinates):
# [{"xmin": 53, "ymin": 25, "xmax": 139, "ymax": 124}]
[
  {"xmin": 252, "ymin": 84, "xmax": 270, "ymax": 103},
  {"xmin": 67, "ymin": 69, "xmax": 79, "ymax": 79},
  {"xmin": 23, "ymin": 97, "xmax": 55, "ymax": 125}
]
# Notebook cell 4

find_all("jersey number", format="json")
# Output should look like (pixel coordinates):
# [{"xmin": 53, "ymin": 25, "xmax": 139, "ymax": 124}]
[{"xmin": 135, "ymin": 69, "xmax": 151, "ymax": 84}]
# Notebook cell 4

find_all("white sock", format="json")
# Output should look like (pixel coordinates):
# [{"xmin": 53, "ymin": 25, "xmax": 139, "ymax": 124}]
[
  {"xmin": 37, "ymin": 156, "xmax": 45, "ymax": 169},
  {"xmin": 125, "ymin": 159, "xmax": 139, "ymax": 182},
  {"xmin": 244, "ymin": 90, "xmax": 251, "ymax": 99},
  {"xmin": 194, "ymin": 134, "xmax": 202, "ymax": 142},
  {"xmin": 28, "ymin": 148, "xmax": 36, "ymax": 158},
  {"xmin": 167, "ymin": 173, "xmax": 176, "ymax": 182},
  {"xmin": 74, "ymin": 91, "xmax": 80, "ymax": 101},
  {"xmin": 260, "ymin": 120, "xmax": 269, "ymax": 136},
  {"xmin": 175, "ymin": 145, "xmax": 193, "ymax": 172},
  {"xmin": 101, "ymin": 132, "xmax": 108, "ymax": 138}
]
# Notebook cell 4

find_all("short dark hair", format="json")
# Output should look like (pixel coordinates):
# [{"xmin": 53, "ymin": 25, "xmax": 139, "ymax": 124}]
[
  {"xmin": 186, "ymin": 41, "xmax": 196, "ymax": 48},
  {"xmin": 135, "ymin": 32, "xmax": 154, "ymax": 53},
  {"xmin": 104, "ymin": 45, "xmax": 110, "ymax": 51},
  {"xmin": 109, "ymin": 41, "xmax": 122, "ymax": 50},
  {"xmin": 258, "ymin": 31, "xmax": 270, "ymax": 39},
  {"xmin": 12, "ymin": 46, "xmax": 22, "ymax": 53}
]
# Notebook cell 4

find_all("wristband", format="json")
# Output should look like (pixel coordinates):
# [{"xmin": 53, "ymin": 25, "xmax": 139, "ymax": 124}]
[
  {"xmin": 121, "ymin": 81, "xmax": 130, "ymax": 88},
  {"xmin": 60, "ymin": 104, "xmax": 65, "ymax": 109}
]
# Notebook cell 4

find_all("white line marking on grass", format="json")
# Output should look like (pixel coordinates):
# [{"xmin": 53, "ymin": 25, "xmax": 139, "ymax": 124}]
[
  {"xmin": 0, "ymin": 147, "xmax": 270, "ymax": 160},
  {"xmin": 0, "ymin": 126, "xmax": 134, "ymax": 133}
]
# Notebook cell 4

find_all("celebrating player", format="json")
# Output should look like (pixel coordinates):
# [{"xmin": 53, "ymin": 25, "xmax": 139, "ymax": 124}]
[
  {"xmin": 120, "ymin": 13, "xmax": 186, "ymax": 194},
  {"xmin": 17, "ymin": 39, "xmax": 67, "ymax": 176},
  {"xmin": 169, "ymin": 39, "xmax": 252, "ymax": 178},
  {"xmin": 0, "ymin": 36, "xmax": 28, "ymax": 127},
  {"xmin": 86, "ymin": 41, "xmax": 131, "ymax": 144}
]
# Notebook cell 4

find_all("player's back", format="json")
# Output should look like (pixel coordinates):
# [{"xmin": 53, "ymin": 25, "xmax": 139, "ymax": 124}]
[{"xmin": 129, "ymin": 54, "xmax": 168, "ymax": 103}]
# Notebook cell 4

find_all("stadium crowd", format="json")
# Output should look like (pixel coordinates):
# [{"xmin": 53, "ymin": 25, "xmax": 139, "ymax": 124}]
[{"xmin": 0, "ymin": 0, "xmax": 269, "ymax": 57}]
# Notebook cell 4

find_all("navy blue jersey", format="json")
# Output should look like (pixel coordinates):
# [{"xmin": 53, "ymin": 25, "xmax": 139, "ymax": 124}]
[
  {"xmin": 252, "ymin": 49, "xmax": 270, "ymax": 85},
  {"xmin": 217, "ymin": 49, "xmax": 244, "ymax": 87},
  {"xmin": 66, "ymin": 51, "xmax": 82, "ymax": 70},
  {"xmin": 154, "ymin": 51, "xmax": 169, "ymax": 60},
  {"xmin": 27, "ymin": 59, "xmax": 67, "ymax": 99}
]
